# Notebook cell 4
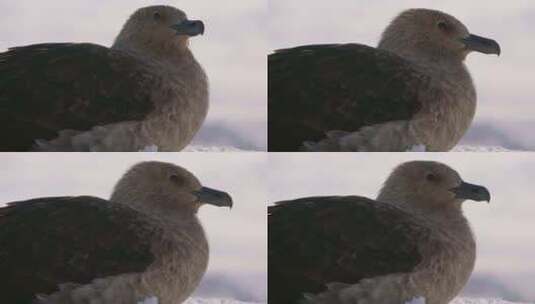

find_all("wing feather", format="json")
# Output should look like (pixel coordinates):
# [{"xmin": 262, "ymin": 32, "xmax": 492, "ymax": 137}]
[
  {"xmin": 0, "ymin": 196, "xmax": 159, "ymax": 303},
  {"xmin": 0, "ymin": 43, "xmax": 161, "ymax": 151},
  {"xmin": 268, "ymin": 196, "xmax": 429, "ymax": 304},
  {"xmin": 268, "ymin": 44, "xmax": 429, "ymax": 151}
]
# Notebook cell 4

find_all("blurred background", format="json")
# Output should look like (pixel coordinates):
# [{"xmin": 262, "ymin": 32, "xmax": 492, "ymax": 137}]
[
  {"xmin": 0, "ymin": 153, "xmax": 267, "ymax": 302},
  {"xmin": 0, "ymin": 0, "xmax": 267, "ymax": 151},
  {"xmin": 268, "ymin": 153, "xmax": 535, "ymax": 302},
  {"xmin": 269, "ymin": 0, "xmax": 535, "ymax": 151}
]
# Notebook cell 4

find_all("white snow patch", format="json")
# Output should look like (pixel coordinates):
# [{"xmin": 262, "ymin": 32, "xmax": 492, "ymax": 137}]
[
  {"xmin": 406, "ymin": 144, "xmax": 427, "ymax": 152},
  {"xmin": 453, "ymin": 145, "xmax": 514, "ymax": 152},
  {"xmin": 185, "ymin": 298, "xmax": 263, "ymax": 304},
  {"xmin": 451, "ymin": 298, "xmax": 531, "ymax": 304},
  {"xmin": 138, "ymin": 296, "xmax": 158, "ymax": 304},
  {"xmin": 404, "ymin": 298, "xmax": 528, "ymax": 304},
  {"xmin": 183, "ymin": 297, "xmax": 528, "ymax": 304},
  {"xmin": 405, "ymin": 297, "xmax": 426, "ymax": 304},
  {"xmin": 182, "ymin": 298, "xmax": 527, "ymax": 304},
  {"xmin": 183, "ymin": 145, "xmax": 246, "ymax": 152},
  {"xmin": 405, "ymin": 145, "xmax": 514, "ymax": 152},
  {"xmin": 137, "ymin": 145, "xmax": 249, "ymax": 152},
  {"xmin": 139, "ymin": 145, "xmax": 159, "ymax": 152}
]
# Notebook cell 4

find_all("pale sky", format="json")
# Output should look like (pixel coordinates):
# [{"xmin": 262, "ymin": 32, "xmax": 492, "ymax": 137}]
[
  {"xmin": 268, "ymin": 153, "xmax": 535, "ymax": 300},
  {"xmin": 0, "ymin": 0, "xmax": 267, "ymax": 149},
  {"xmin": 269, "ymin": 0, "xmax": 535, "ymax": 150},
  {"xmin": 0, "ymin": 153, "xmax": 267, "ymax": 301}
]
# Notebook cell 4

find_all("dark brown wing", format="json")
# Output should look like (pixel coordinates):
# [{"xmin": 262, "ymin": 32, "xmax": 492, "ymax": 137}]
[
  {"xmin": 268, "ymin": 44, "xmax": 429, "ymax": 151},
  {"xmin": 0, "ymin": 43, "xmax": 161, "ymax": 151},
  {"xmin": 268, "ymin": 196, "xmax": 429, "ymax": 304},
  {"xmin": 0, "ymin": 196, "xmax": 160, "ymax": 304}
]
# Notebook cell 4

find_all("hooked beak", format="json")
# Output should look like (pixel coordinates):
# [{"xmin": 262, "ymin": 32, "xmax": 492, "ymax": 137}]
[
  {"xmin": 461, "ymin": 34, "xmax": 501, "ymax": 56},
  {"xmin": 170, "ymin": 19, "xmax": 205, "ymax": 37},
  {"xmin": 450, "ymin": 181, "xmax": 491, "ymax": 203},
  {"xmin": 193, "ymin": 187, "xmax": 233, "ymax": 208}
]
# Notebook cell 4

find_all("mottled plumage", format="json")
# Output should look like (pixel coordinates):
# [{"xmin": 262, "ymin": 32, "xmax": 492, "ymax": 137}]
[
  {"xmin": 269, "ymin": 44, "xmax": 424, "ymax": 151},
  {"xmin": 269, "ymin": 196, "xmax": 426, "ymax": 304},
  {"xmin": 268, "ymin": 9, "xmax": 500, "ymax": 152},
  {"xmin": 268, "ymin": 161, "xmax": 490, "ymax": 304},
  {"xmin": 0, "ymin": 161, "xmax": 233, "ymax": 304},
  {"xmin": 0, "ymin": 196, "xmax": 158, "ymax": 304},
  {"xmin": 0, "ymin": 6, "xmax": 208, "ymax": 151}
]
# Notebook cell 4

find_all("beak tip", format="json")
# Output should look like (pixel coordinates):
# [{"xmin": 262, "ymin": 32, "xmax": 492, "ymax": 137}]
[
  {"xmin": 170, "ymin": 19, "xmax": 205, "ymax": 37},
  {"xmin": 194, "ymin": 187, "xmax": 233, "ymax": 209},
  {"xmin": 451, "ymin": 181, "xmax": 491, "ymax": 203},
  {"xmin": 462, "ymin": 34, "xmax": 501, "ymax": 57}
]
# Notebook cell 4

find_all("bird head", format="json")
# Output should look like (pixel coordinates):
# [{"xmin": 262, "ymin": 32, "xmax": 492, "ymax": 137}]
[
  {"xmin": 111, "ymin": 161, "xmax": 232, "ymax": 216},
  {"xmin": 378, "ymin": 161, "xmax": 490, "ymax": 214},
  {"xmin": 378, "ymin": 9, "xmax": 500, "ymax": 61},
  {"xmin": 113, "ymin": 5, "xmax": 205, "ymax": 54}
]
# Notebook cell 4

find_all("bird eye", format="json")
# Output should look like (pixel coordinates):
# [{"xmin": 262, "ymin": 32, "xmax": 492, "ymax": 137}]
[
  {"xmin": 437, "ymin": 21, "xmax": 449, "ymax": 31},
  {"xmin": 169, "ymin": 174, "xmax": 181, "ymax": 183},
  {"xmin": 153, "ymin": 11, "xmax": 161, "ymax": 20},
  {"xmin": 426, "ymin": 173, "xmax": 439, "ymax": 182}
]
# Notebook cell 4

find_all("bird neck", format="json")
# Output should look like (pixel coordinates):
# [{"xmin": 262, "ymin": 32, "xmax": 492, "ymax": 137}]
[
  {"xmin": 378, "ymin": 193, "xmax": 467, "ymax": 224},
  {"xmin": 378, "ymin": 39, "xmax": 466, "ymax": 72},
  {"xmin": 415, "ymin": 203, "xmax": 467, "ymax": 224},
  {"xmin": 112, "ymin": 37, "xmax": 194, "ymax": 66},
  {"xmin": 110, "ymin": 191, "xmax": 199, "ymax": 224}
]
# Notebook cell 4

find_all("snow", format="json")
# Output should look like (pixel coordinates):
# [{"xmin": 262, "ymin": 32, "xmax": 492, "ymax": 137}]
[
  {"xmin": 405, "ymin": 145, "xmax": 514, "ymax": 152},
  {"xmin": 143, "ymin": 297, "xmax": 527, "ymax": 304},
  {"xmin": 139, "ymin": 145, "xmax": 159, "ymax": 152},
  {"xmin": 453, "ymin": 145, "xmax": 514, "ymax": 152},
  {"xmin": 142, "ymin": 144, "xmax": 514, "ymax": 152},
  {"xmin": 184, "ymin": 297, "xmax": 531, "ymax": 304},
  {"xmin": 185, "ymin": 298, "xmax": 263, "ymax": 304},
  {"xmin": 184, "ymin": 145, "xmax": 246, "ymax": 152},
  {"xmin": 137, "ymin": 297, "xmax": 263, "ymax": 304},
  {"xmin": 137, "ymin": 145, "xmax": 248, "ymax": 152},
  {"xmin": 452, "ymin": 299, "xmax": 531, "ymax": 304},
  {"xmin": 407, "ymin": 144, "xmax": 427, "ymax": 152},
  {"xmin": 406, "ymin": 297, "xmax": 426, "ymax": 304},
  {"xmin": 138, "ymin": 297, "xmax": 158, "ymax": 304},
  {"xmin": 403, "ymin": 298, "xmax": 531, "ymax": 304},
  {"xmin": 138, "ymin": 145, "xmax": 249, "ymax": 152}
]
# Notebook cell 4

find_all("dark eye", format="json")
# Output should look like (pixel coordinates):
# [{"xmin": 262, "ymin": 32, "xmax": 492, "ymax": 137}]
[
  {"xmin": 426, "ymin": 173, "xmax": 439, "ymax": 182},
  {"xmin": 437, "ymin": 21, "xmax": 449, "ymax": 31},
  {"xmin": 153, "ymin": 11, "xmax": 161, "ymax": 20},
  {"xmin": 169, "ymin": 174, "xmax": 181, "ymax": 183}
]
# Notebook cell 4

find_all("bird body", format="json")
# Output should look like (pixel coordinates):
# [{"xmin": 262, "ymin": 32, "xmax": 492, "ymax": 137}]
[
  {"xmin": 268, "ymin": 9, "xmax": 500, "ymax": 151},
  {"xmin": 0, "ymin": 161, "xmax": 233, "ymax": 304},
  {"xmin": 268, "ymin": 161, "xmax": 490, "ymax": 304},
  {"xmin": 0, "ymin": 6, "xmax": 208, "ymax": 151}
]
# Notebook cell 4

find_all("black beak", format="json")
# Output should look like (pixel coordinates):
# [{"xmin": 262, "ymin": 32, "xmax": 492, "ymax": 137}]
[
  {"xmin": 461, "ymin": 34, "xmax": 501, "ymax": 56},
  {"xmin": 170, "ymin": 19, "xmax": 205, "ymax": 37},
  {"xmin": 193, "ymin": 187, "xmax": 233, "ymax": 208},
  {"xmin": 450, "ymin": 181, "xmax": 491, "ymax": 203}
]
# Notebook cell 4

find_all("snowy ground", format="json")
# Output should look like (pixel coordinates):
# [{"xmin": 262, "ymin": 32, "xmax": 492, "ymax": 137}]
[
  {"xmin": 453, "ymin": 146, "xmax": 514, "ymax": 152},
  {"xmin": 185, "ymin": 298, "xmax": 263, "ymax": 304},
  {"xmin": 184, "ymin": 145, "xmax": 247, "ymax": 152},
  {"xmin": 136, "ymin": 297, "xmax": 530, "ymax": 304},
  {"xmin": 182, "ymin": 145, "xmax": 515, "ymax": 152},
  {"xmin": 138, "ymin": 145, "xmax": 248, "ymax": 152},
  {"xmin": 406, "ymin": 145, "xmax": 515, "ymax": 152},
  {"xmin": 452, "ymin": 299, "xmax": 532, "ymax": 304},
  {"xmin": 403, "ymin": 298, "xmax": 532, "ymax": 304}
]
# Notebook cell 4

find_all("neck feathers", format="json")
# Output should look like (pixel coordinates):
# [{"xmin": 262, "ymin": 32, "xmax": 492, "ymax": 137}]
[{"xmin": 112, "ymin": 33, "xmax": 192, "ymax": 64}]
